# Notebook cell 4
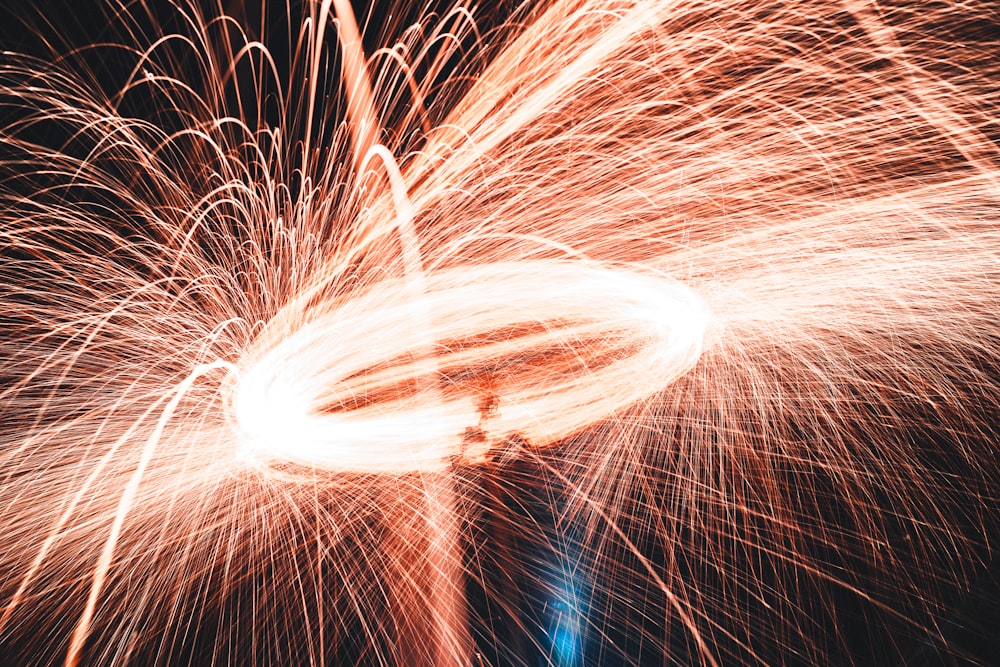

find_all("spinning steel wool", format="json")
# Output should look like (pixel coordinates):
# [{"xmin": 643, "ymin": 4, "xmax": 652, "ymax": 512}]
[{"xmin": 1, "ymin": 0, "xmax": 998, "ymax": 664}]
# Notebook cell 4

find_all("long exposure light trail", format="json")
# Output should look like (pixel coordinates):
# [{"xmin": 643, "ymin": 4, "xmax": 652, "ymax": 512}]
[
  {"xmin": 0, "ymin": 0, "xmax": 998, "ymax": 665},
  {"xmin": 232, "ymin": 260, "xmax": 708, "ymax": 474}
]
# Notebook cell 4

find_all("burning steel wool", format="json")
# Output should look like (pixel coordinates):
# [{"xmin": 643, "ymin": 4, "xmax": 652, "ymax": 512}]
[
  {"xmin": 1, "ymin": 0, "xmax": 999, "ymax": 665},
  {"xmin": 231, "ymin": 260, "xmax": 708, "ymax": 474}
]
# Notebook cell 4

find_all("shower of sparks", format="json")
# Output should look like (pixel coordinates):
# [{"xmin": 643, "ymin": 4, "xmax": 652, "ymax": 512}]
[{"xmin": 1, "ymin": 0, "xmax": 999, "ymax": 665}]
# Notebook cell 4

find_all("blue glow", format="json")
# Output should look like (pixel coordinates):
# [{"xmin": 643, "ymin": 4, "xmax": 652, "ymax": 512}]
[
  {"xmin": 551, "ymin": 620, "xmax": 580, "ymax": 665},
  {"xmin": 546, "ymin": 582, "xmax": 583, "ymax": 666}
]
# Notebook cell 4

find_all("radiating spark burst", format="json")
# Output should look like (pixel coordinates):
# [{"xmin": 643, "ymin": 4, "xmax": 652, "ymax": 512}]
[{"xmin": 0, "ymin": 0, "xmax": 998, "ymax": 665}]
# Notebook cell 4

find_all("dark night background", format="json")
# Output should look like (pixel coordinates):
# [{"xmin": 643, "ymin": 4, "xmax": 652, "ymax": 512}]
[{"xmin": 1, "ymin": 0, "xmax": 999, "ymax": 665}]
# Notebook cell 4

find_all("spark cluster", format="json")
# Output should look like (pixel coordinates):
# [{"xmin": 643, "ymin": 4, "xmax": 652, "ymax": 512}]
[{"xmin": 1, "ymin": 0, "xmax": 998, "ymax": 665}]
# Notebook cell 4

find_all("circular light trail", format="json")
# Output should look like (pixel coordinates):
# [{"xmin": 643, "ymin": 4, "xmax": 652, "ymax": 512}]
[{"xmin": 231, "ymin": 260, "xmax": 709, "ymax": 474}]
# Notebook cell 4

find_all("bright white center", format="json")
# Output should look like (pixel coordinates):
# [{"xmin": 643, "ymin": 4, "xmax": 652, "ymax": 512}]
[{"xmin": 229, "ymin": 260, "xmax": 708, "ymax": 475}]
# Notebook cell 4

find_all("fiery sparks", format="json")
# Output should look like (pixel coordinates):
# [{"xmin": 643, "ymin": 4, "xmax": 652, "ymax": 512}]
[{"xmin": 1, "ymin": 0, "xmax": 999, "ymax": 665}]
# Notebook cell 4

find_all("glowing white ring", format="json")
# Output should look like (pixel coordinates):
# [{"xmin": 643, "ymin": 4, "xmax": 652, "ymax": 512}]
[{"xmin": 230, "ymin": 260, "xmax": 708, "ymax": 474}]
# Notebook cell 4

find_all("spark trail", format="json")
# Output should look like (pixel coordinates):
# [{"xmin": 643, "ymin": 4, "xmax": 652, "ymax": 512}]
[{"xmin": 0, "ymin": 0, "xmax": 999, "ymax": 665}]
